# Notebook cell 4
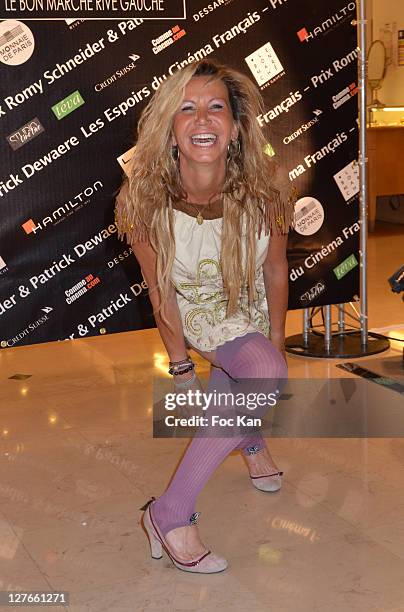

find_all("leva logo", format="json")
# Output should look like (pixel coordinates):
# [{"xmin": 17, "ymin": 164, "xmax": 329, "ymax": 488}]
[
  {"xmin": 334, "ymin": 254, "xmax": 358, "ymax": 280},
  {"xmin": 52, "ymin": 91, "xmax": 85, "ymax": 120}
]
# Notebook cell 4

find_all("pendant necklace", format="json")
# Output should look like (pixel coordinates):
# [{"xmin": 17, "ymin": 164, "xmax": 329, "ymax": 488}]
[{"xmin": 185, "ymin": 199, "xmax": 214, "ymax": 225}]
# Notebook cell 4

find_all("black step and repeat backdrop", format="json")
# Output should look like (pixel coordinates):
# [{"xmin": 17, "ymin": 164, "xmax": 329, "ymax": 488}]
[{"xmin": 0, "ymin": 0, "xmax": 360, "ymax": 349}]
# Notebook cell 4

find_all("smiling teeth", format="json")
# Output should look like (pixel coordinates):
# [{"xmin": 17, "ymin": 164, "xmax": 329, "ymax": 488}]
[{"xmin": 191, "ymin": 134, "xmax": 217, "ymax": 146}]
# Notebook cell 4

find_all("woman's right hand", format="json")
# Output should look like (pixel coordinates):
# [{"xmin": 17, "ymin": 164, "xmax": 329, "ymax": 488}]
[{"xmin": 173, "ymin": 370, "xmax": 204, "ymax": 418}]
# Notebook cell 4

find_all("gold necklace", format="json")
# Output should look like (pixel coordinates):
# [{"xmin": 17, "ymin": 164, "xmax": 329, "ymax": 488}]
[{"xmin": 185, "ymin": 198, "xmax": 218, "ymax": 225}]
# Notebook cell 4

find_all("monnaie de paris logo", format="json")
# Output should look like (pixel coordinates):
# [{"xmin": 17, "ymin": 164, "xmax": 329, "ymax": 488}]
[{"xmin": 0, "ymin": 20, "xmax": 35, "ymax": 66}]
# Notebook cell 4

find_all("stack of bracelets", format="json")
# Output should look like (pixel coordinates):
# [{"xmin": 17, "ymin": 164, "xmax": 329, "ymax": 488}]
[{"xmin": 168, "ymin": 356, "xmax": 195, "ymax": 376}]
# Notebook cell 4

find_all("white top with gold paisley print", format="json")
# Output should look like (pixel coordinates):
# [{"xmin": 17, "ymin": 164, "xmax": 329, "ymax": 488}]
[{"xmin": 172, "ymin": 209, "xmax": 270, "ymax": 352}]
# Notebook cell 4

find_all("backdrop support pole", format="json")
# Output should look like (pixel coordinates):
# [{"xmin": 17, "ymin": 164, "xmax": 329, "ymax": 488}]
[
  {"xmin": 285, "ymin": 0, "xmax": 390, "ymax": 359},
  {"xmin": 303, "ymin": 309, "xmax": 310, "ymax": 346},
  {"xmin": 358, "ymin": 0, "xmax": 369, "ymax": 347},
  {"xmin": 338, "ymin": 304, "xmax": 345, "ymax": 333},
  {"xmin": 324, "ymin": 305, "xmax": 332, "ymax": 353}
]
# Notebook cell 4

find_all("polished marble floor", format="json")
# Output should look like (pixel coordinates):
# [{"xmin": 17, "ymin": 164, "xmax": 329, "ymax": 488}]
[{"xmin": 0, "ymin": 222, "xmax": 403, "ymax": 611}]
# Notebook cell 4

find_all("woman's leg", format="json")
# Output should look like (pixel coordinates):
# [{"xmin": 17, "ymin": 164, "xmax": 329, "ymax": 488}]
[
  {"xmin": 152, "ymin": 332, "xmax": 287, "ymax": 538},
  {"xmin": 218, "ymin": 334, "xmax": 286, "ymax": 475},
  {"xmin": 190, "ymin": 339, "xmax": 283, "ymax": 467}
]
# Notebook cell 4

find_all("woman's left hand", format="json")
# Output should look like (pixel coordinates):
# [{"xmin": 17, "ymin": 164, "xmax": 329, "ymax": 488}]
[{"xmin": 270, "ymin": 335, "xmax": 287, "ymax": 367}]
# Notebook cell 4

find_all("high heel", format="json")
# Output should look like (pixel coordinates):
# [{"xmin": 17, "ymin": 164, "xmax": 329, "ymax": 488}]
[
  {"xmin": 140, "ymin": 498, "xmax": 228, "ymax": 574},
  {"xmin": 140, "ymin": 498, "xmax": 163, "ymax": 559},
  {"xmin": 250, "ymin": 471, "xmax": 283, "ymax": 492},
  {"xmin": 245, "ymin": 445, "xmax": 283, "ymax": 492}
]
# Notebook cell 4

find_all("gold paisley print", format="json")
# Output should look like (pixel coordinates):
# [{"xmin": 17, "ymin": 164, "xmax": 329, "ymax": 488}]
[
  {"xmin": 184, "ymin": 300, "xmax": 228, "ymax": 337},
  {"xmin": 175, "ymin": 258, "xmax": 269, "ymax": 344},
  {"xmin": 175, "ymin": 259, "xmax": 223, "ymax": 305}
]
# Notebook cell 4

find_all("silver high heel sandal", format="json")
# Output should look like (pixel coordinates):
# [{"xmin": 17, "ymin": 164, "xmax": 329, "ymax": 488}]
[
  {"xmin": 140, "ymin": 498, "xmax": 228, "ymax": 574},
  {"xmin": 246, "ymin": 445, "xmax": 283, "ymax": 492}
]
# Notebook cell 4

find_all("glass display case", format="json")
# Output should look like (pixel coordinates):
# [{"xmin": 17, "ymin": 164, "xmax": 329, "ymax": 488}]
[{"xmin": 368, "ymin": 106, "xmax": 404, "ymax": 126}]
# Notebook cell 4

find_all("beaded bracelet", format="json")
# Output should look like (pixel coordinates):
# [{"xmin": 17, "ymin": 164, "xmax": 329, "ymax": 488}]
[
  {"xmin": 170, "ymin": 364, "xmax": 195, "ymax": 376},
  {"xmin": 168, "ymin": 362, "xmax": 195, "ymax": 376},
  {"xmin": 168, "ymin": 357, "xmax": 195, "ymax": 376},
  {"xmin": 169, "ymin": 357, "xmax": 191, "ymax": 367}
]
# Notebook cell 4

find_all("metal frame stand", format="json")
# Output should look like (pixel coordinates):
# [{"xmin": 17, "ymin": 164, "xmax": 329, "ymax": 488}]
[
  {"xmin": 286, "ymin": 0, "xmax": 390, "ymax": 359},
  {"xmin": 286, "ymin": 303, "xmax": 389, "ymax": 358}
]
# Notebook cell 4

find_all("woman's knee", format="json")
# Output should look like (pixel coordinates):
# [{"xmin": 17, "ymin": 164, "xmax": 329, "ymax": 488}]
[{"xmin": 223, "ymin": 333, "xmax": 287, "ymax": 380}]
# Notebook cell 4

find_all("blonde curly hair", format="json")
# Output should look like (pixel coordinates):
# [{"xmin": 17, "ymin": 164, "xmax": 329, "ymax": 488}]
[{"xmin": 115, "ymin": 58, "xmax": 296, "ymax": 323}]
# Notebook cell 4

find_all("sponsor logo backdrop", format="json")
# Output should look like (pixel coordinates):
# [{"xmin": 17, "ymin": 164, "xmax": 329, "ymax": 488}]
[{"xmin": 0, "ymin": 0, "xmax": 359, "ymax": 348}]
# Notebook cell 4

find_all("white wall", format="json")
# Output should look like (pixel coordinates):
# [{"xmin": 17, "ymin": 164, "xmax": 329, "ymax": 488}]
[{"xmin": 371, "ymin": 0, "xmax": 404, "ymax": 105}]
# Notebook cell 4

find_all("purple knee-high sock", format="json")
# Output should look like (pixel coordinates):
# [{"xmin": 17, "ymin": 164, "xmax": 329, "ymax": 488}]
[{"xmin": 152, "ymin": 332, "xmax": 287, "ymax": 536}]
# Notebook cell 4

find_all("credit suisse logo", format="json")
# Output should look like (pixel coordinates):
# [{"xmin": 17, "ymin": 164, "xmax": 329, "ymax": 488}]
[
  {"xmin": 94, "ymin": 55, "xmax": 140, "ymax": 93},
  {"xmin": 1, "ymin": 308, "xmax": 54, "ymax": 348}
]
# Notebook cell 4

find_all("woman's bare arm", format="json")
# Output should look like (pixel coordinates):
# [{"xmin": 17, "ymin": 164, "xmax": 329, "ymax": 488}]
[
  {"xmin": 262, "ymin": 232, "xmax": 289, "ymax": 355},
  {"xmin": 131, "ymin": 241, "xmax": 189, "ymax": 363}
]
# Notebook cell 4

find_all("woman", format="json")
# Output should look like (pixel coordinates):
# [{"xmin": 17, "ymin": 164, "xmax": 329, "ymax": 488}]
[{"xmin": 115, "ymin": 59, "xmax": 297, "ymax": 574}]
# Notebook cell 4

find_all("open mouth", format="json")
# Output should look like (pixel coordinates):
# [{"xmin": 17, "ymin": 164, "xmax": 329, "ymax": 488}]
[{"xmin": 190, "ymin": 133, "xmax": 217, "ymax": 147}]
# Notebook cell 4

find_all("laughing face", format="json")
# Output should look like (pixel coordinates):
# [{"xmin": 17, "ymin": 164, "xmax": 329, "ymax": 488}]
[{"xmin": 172, "ymin": 75, "xmax": 238, "ymax": 167}]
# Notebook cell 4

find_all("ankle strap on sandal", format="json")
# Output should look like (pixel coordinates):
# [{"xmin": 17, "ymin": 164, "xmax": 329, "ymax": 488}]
[{"xmin": 189, "ymin": 512, "xmax": 201, "ymax": 525}]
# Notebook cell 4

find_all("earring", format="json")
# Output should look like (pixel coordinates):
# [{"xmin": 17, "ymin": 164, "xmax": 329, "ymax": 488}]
[
  {"xmin": 172, "ymin": 144, "xmax": 179, "ymax": 162},
  {"xmin": 227, "ymin": 139, "xmax": 241, "ymax": 161}
]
